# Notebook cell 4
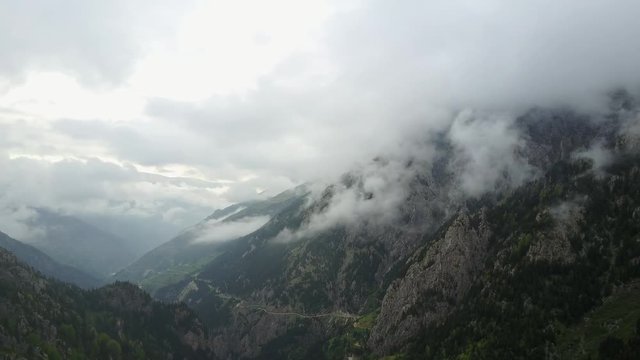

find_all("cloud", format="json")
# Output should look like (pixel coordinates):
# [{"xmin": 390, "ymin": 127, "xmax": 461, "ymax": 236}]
[
  {"xmin": 549, "ymin": 198, "xmax": 586, "ymax": 225},
  {"xmin": 273, "ymin": 108, "xmax": 540, "ymax": 243},
  {"xmin": 447, "ymin": 110, "xmax": 537, "ymax": 197},
  {"xmin": 0, "ymin": 153, "xmax": 234, "ymax": 248},
  {"xmin": 616, "ymin": 98, "xmax": 640, "ymax": 152},
  {"xmin": 327, "ymin": 0, "xmax": 640, "ymax": 112},
  {"xmin": 144, "ymin": 86, "xmax": 450, "ymax": 183},
  {"xmin": 573, "ymin": 141, "xmax": 615, "ymax": 175},
  {"xmin": 191, "ymin": 215, "xmax": 271, "ymax": 244},
  {"xmin": 273, "ymin": 142, "xmax": 435, "ymax": 242},
  {"xmin": 0, "ymin": 206, "xmax": 45, "ymax": 240},
  {"xmin": 140, "ymin": 0, "xmax": 640, "ymax": 183},
  {"xmin": 3, "ymin": 0, "xmax": 640, "ymax": 248},
  {"xmin": 0, "ymin": 0, "xmax": 191, "ymax": 88}
]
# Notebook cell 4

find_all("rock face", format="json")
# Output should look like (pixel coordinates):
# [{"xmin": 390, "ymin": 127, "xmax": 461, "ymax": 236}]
[
  {"xmin": 148, "ymin": 153, "xmax": 465, "ymax": 358},
  {"xmin": 515, "ymin": 108, "xmax": 601, "ymax": 169},
  {"xmin": 369, "ymin": 210, "xmax": 491, "ymax": 354},
  {"xmin": 142, "ymin": 97, "xmax": 640, "ymax": 359},
  {"xmin": 526, "ymin": 201, "xmax": 583, "ymax": 265}
]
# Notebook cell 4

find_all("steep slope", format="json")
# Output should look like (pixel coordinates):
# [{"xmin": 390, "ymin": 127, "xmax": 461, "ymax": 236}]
[
  {"xmin": 555, "ymin": 282, "xmax": 640, "ymax": 359},
  {"xmin": 0, "ymin": 247, "xmax": 213, "ymax": 359},
  {"xmin": 368, "ymin": 210, "xmax": 492, "ymax": 353},
  {"xmin": 151, "ymin": 98, "xmax": 640, "ymax": 359},
  {"xmin": 378, "ymin": 156, "xmax": 640, "ymax": 359},
  {"xmin": 20, "ymin": 208, "xmax": 137, "ymax": 278},
  {"xmin": 148, "ymin": 154, "xmax": 460, "ymax": 357},
  {"xmin": 363, "ymin": 106, "xmax": 623, "ymax": 356},
  {"xmin": 366, "ymin": 96, "xmax": 640, "ymax": 358},
  {"xmin": 115, "ymin": 186, "xmax": 307, "ymax": 295},
  {"xmin": 0, "ymin": 230, "xmax": 100, "ymax": 288}
]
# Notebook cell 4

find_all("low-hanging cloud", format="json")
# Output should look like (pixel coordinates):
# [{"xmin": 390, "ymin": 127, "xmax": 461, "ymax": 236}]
[
  {"xmin": 617, "ymin": 102, "xmax": 640, "ymax": 153},
  {"xmin": 141, "ymin": 0, "xmax": 640, "ymax": 186},
  {"xmin": 191, "ymin": 215, "xmax": 270, "ymax": 244},
  {"xmin": 3, "ymin": 0, "xmax": 640, "ymax": 245},
  {"xmin": 573, "ymin": 141, "xmax": 615, "ymax": 176},
  {"xmin": 0, "ymin": 152, "xmax": 239, "ymax": 251},
  {"xmin": 0, "ymin": 206, "xmax": 45, "ymax": 241},
  {"xmin": 273, "ymin": 109, "xmax": 541, "ymax": 243},
  {"xmin": 273, "ymin": 141, "xmax": 436, "ymax": 243},
  {"xmin": 448, "ymin": 110, "xmax": 537, "ymax": 197}
]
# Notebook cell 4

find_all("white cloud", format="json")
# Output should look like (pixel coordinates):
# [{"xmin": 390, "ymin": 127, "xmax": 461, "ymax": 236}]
[
  {"xmin": 0, "ymin": 153, "xmax": 227, "ymax": 228},
  {"xmin": 448, "ymin": 110, "xmax": 536, "ymax": 197},
  {"xmin": 0, "ymin": 206, "xmax": 45, "ymax": 240},
  {"xmin": 573, "ymin": 141, "xmax": 614, "ymax": 175},
  {"xmin": 0, "ymin": 0, "xmax": 191, "ymax": 88},
  {"xmin": 191, "ymin": 215, "xmax": 271, "ymax": 244},
  {"xmin": 2, "ymin": 0, "xmax": 640, "ymax": 246},
  {"xmin": 129, "ymin": 0, "xmax": 332, "ymax": 100},
  {"xmin": 273, "ymin": 143, "xmax": 435, "ymax": 242}
]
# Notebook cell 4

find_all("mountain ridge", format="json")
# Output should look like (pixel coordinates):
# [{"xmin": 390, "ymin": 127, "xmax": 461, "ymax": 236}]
[
  {"xmin": 0, "ymin": 245, "xmax": 214, "ymax": 359},
  {"xmin": 144, "ymin": 98, "xmax": 640, "ymax": 359},
  {"xmin": 19, "ymin": 208, "xmax": 138, "ymax": 278},
  {"xmin": 114, "ymin": 185, "xmax": 309, "ymax": 295},
  {"xmin": 0, "ymin": 230, "xmax": 100, "ymax": 288}
]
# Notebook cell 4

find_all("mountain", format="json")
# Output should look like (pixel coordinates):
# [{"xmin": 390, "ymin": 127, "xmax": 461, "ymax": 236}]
[
  {"xmin": 77, "ymin": 212, "xmax": 182, "ymax": 256},
  {"xmin": 19, "ymin": 208, "xmax": 138, "ymax": 278},
  {"xmin": 144, "ymin": 95, "xmax": 640, "ymax": 359},
  {"xmin": 114, "ymin": 186, "xmax": 308, "ymax": 295},
  {"xmin": 0, "ymin": 246, "xmax": 213, "ymax": 359},
  {"xmin": 369, "ymin": 157, "xmax": 640, "ymax": 359},
  {"xmin": 0, "ymin": 230, "xmax": 100, "ymax": 288}
]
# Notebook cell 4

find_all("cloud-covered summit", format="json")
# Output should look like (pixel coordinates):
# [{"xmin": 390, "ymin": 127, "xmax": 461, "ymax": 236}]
[{"xmin": 1, "ymin": 0, "xmax": 640, "ymax": 248}]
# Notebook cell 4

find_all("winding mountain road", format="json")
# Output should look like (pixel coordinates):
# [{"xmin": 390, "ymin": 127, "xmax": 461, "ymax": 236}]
[
  {"xmin": 193, "ymin": 277, "xmax": 358, "ymax": 319},
  {"xmin": 241, "ymin": 303, "xmax": 358, "ymax": 319}
]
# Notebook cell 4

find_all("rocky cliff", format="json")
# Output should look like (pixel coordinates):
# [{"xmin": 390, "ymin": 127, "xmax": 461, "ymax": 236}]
[
  {"xmin": 139, "ymin": 94, "xmax": 640, "ymax": 359},
  {"xmin": 369, "ymin": 210, "xmax": 491, "ymax": 354}
]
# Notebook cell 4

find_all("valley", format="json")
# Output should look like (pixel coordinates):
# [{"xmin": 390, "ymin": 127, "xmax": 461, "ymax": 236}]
[{"xmin": 2, "ymin": 2, "xmax": 640, "ymax": 358}]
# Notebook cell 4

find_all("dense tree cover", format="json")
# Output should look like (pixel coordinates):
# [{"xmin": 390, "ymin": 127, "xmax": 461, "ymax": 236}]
[
  {"xmin": 308, "ymin": 157, "xmax": 640, "ymax": 360},
  {"xmin": 4, "ymin": 121, "xmax": 635, "ymax": 359},
  {"xmin": 598, "ymin": 325, "xmax": 640, "ymax": 360},
  {"xmin": 403, "ymin": 158, "xmax": 640, "ymax": 359},
  {"xmin": 0, "ymin": 253, "xmax": 211, "ymax": 360}
]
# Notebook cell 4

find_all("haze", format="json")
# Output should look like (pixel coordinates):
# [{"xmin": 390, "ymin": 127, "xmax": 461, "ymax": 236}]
[{"xmin": 1, "ymin": 0, "xmax": 640, "ymax": 250}]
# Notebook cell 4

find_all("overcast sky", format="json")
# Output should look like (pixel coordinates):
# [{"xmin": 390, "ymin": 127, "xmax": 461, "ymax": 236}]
[{"xmin": 1, "ymin": 0, "xmax": 640, "ymax": 245}]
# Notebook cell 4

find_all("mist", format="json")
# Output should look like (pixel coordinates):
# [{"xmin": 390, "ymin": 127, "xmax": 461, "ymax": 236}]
[
  {"xmin": 2, "ymin": 0, "xmax": 640, "ymax": 248},
  {"xmin": 192, "ymin": 215, "xmax": 271, "ymax": 244}
]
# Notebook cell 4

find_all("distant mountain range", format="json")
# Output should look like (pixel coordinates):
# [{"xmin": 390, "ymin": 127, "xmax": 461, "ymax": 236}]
[
  {"xmin": 0, "ymin": 246, "xmax": 213, "ymax": 359},
  {"xmin": 114, "ymin": 186, "xmax": 308, "ymax": 295},
  {"xmin": 18, "ymin": 208, "xmax": 138, "ymax": 278},
  {"xmin": 0, "ymin": 230, "xmax": 99, "ymax": 288}
]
